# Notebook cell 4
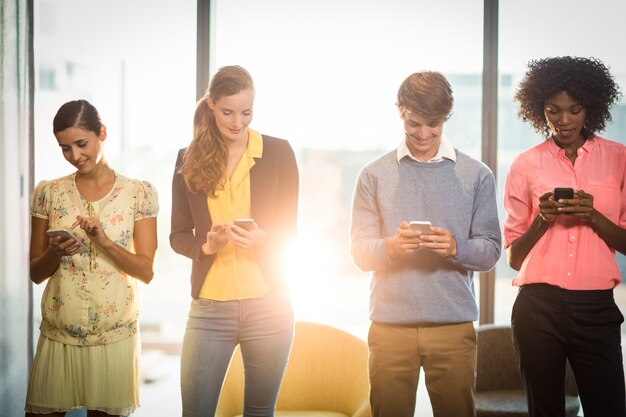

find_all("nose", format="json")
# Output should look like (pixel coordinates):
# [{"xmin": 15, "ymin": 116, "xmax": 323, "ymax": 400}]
[
  {"xmin": 557, "ymin": 113, "xmax": 570, "ymax": 126},
  {"xmin": 412, "ymin": 125, "xmax": 430, "ymax": 139},
  {"xmin": 232, "ymin": 113, "xmax": 243, "ymax": 128},
  {"xmin": 70, "ymin": 146, "xmax": 81, "ymax": 161}
]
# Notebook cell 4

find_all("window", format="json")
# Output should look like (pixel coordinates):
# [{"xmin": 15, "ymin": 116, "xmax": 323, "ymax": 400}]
[
  {"xmin": 38, "ymin": 68, "xmax": 56, "ymax": 90},
  {"xmin": 211, "ymin": 3, "xmax": 483, "ymax": 415},
  {"xmin": 39, "ymin": 2, "xmax": 626, "ymax": 416},
  {"xmin": 213, "ymin": 0, "xmax": 485, "ymax": 340}
]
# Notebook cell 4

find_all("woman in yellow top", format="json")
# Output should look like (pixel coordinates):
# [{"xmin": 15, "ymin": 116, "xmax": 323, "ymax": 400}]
[
  {"xmin": 25, "ymin": 100, "xmax": 158, "ymax": 417},
  {"xmin": 170, "ymin": 65, "xmax": 299, "ymax": 417}
]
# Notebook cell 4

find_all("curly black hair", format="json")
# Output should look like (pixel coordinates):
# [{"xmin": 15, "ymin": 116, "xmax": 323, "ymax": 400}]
[{"xmin": 514, "ymin": 56, "xmax": 622, "ymax": 138}]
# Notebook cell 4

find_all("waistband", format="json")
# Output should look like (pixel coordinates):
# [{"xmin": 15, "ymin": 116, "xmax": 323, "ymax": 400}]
[{"xmin": 520, "ymin": 283, "xmax": 614, "ymax": 302}]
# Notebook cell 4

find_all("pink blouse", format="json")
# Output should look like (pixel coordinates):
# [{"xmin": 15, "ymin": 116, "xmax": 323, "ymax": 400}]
[{"xmin": 503, "ymin": 137, "xmax": 626, "ymax": 290}]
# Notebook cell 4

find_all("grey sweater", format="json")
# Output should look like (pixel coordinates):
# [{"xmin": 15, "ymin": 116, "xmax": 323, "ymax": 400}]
[{"xmin": 350, "ymin": 149, "xmax": 502, "ymax": 324}]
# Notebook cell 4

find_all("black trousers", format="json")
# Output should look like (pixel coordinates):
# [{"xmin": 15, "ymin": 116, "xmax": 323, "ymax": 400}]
[{"xmin": 512, "ymin": 283, "xmax": 626, "ymax": 417}]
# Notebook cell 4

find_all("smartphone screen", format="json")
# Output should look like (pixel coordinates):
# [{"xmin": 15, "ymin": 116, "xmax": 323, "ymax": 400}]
[
  {"xmin": 234, "ymin": 219, "xmax": 255, "ymax": 231},
  {"xmin": 409, "ymin": 221, "xmax": 432, "ymax": 234},
  {"xmin": 554, "ymin": 187, "xmax": 574, "ymax": 200},
  {"xmin": 46, "ymin": 229, "xmax": 89, "ymax": 253}
]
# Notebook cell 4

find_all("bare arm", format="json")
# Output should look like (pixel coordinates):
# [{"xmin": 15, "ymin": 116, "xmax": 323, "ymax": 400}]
[
  {"xmin": 29, "ymin": 216, "xmax": 86, "ymax": 284},
  {"xmin": 30, "ymin": 216, "xmax": 61, "ymax": 284},
  {"xmin": 506, "ymin": 214, "xmax": 550, "ymax": 271},
  {"xmin": 73, "ymin": 215, "xmax": 158, "ymax": 284},
  {"xmin": 587, "ymin": 210, "xmax": 626, "ymax": 254}
]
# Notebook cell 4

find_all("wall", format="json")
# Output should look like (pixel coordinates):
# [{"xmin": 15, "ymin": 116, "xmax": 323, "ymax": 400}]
[{"xmin": 0, "ymin": 0, "xmax": 33, "ymax": 415}]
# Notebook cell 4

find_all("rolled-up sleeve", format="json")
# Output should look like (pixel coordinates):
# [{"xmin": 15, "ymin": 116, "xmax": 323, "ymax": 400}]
[{"xmin": 503, "ymin": 155, "xmax": 532, "ymax": 248}]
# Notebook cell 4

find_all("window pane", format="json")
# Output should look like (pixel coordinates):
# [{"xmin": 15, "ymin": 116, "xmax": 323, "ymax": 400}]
[
  {"xmin": 214, "ymin": 0, "xmax": 485, "ymax": 340},
  {"xmin": 496, "ymin": 0, "xmax": 626, "ymax": 324},
  {"xmin": 214, "ymin": 3, "xmax": 483, "ymax": 415}
]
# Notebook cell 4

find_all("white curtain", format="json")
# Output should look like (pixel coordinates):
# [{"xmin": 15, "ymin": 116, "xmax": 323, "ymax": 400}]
[{"xmin": 0, "ymin": 0, "xmax": 34, "ymax": 415}]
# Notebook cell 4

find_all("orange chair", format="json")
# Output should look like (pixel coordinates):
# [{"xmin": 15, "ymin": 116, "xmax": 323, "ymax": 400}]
[{"xmin": 215, "ymin": 321, "xmax": 372, "ymax": 417}]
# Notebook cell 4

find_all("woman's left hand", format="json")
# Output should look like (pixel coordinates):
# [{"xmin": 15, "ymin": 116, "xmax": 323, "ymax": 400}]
[
  {"xmin": 72, "ymin": 215, "xmax": 111, "ymax": 248},
  {"xmin": 229, "ymin": 221, "xmax": 267, "ymax": 249}
]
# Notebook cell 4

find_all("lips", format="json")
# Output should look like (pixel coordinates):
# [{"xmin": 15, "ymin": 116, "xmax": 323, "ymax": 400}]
[
  {"xmin": 557, "ymin": 128, "xmax": 575, "ymax": 139},
  {"xmin": 74, "ymin": 160, "xmax": 88, "ymax": 169},
  {"xmin": 408, "ymin": 135, "xmax": 434, "ymax": 145}
]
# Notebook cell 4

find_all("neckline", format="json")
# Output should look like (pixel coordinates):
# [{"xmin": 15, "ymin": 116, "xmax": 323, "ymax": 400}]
[{"xmin": 73, "ymin": 171, "xmax": 119, "ymax": 204}]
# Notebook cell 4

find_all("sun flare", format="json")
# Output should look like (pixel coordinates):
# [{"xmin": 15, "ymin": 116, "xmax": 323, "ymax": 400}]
[{"xmin": 282, "ymin": 227, "xmax": 341, "ymax": 322}]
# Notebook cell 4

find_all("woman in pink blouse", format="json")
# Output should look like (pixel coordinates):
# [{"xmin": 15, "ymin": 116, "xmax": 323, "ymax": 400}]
[
  {"xmin": 25, "ymin": 100, "xmax": 158, "ymax": 417},
  {"xmin": 504, "ymin": 56, "xmax": 626, "ymax": 417}
]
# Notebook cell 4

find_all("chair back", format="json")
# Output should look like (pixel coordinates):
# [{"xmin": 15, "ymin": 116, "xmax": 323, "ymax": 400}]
[
  {"xmin": 215, "ymin": 321, "xmax": 371, "ymax": 417},
  {"xmin": 476, "ymin": 324, "xmax": 524, "ymax": 392},
  {"xmin": 277, "ymin": 321, "xmax": 370, "ymax": 413}
]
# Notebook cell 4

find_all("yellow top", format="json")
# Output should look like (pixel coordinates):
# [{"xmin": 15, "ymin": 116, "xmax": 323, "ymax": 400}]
[
  {"xmin": 31, "ymin": 173, "xmax": 159, "ymax": 346},
  {"xmin": 199, "ymin": 129, "xmax": 270, "ymax": 300}
]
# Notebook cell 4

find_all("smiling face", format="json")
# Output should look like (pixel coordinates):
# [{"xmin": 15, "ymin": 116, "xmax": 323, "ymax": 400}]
[
  {"xmin": 544, "ymin": 91, "xmax": 587, "ymax": 150},
  {"xmin": 208, "ymin": 88, "xmax": 254, "ymax": 145},
  {"xmin": 55, "ymin": 126, "xmax": 106, "ymax": 173},
  {"xmin": 401, "ymin": 110, "xmax": 444, "ymax": 162}
]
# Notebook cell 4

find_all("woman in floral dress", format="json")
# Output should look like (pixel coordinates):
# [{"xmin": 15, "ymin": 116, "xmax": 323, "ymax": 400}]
[{"xmin": 25, "ymin": 100, "xmax": 158, "ymax": 417}]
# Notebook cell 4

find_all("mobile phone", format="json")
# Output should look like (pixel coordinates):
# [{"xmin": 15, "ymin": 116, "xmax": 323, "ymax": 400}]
[
  {"xmin": 46, "ymin": 229, "xmax": 89, "ymax": 253},
  {"xmin": 234, "ymin": 218, "xmax": 255, "ymax": 231},
  {"xmin": 554, "ymin": 187, "xmax": 574, "ymax": 201},
  {"xmin": 409, "ymin": 221, "xmax": 432, "ymax": 234}
]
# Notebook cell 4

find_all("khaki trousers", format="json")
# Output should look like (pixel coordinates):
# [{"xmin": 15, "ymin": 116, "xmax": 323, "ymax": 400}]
[{"xmin": 368, "ymin": 321, "xmax": 477, "ymax": 417}]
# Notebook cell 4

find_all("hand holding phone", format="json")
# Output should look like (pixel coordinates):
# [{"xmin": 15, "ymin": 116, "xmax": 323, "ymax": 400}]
[
  {"xmin": 409, "ymin": 221, "xmax": 432, "ymax": 234},
  {"xmin": 231, "ymin": 218, "xmax": 261, "ymax": 248},
  {"xmin": 233, "ymin": 218, "xmax": 256, "ymax": 231},
  {"xmin": 46, "ymin": 229, "xmax": 89, "ymax": 253}
]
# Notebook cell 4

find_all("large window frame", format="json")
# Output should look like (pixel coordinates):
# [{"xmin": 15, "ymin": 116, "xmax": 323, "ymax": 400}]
[
  {"xmin": 18, "ymin": 1, "xmax": 626, "ymax": 415},
  {"xmin": 28, "ymin": 0, "xmax": 626, "ymax": 358}
]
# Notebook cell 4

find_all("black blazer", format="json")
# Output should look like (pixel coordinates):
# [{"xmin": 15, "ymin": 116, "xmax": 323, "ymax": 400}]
[{"xmin": 170, "ymin": 135, "xmax": 299, "ymax": 299}]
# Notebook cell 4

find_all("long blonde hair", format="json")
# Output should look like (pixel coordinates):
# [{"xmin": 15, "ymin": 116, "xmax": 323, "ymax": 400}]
[{"xmin": 180, "ymin": 65, "xmax": 254, "ymax": 196}]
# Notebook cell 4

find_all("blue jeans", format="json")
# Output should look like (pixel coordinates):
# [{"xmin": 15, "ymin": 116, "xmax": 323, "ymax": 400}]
[{"xmin": 180, "ymin": 290, "xmax": 294, "ymax": 417}]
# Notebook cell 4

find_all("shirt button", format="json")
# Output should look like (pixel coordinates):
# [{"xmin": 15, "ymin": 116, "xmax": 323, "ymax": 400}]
[
  {"xmin": 567, "ymin": 272, "xmax": 572, "ymax": 276},
  {"xmin": 569, "ymin": 253, "xmax": 573, "ymax": 257}
]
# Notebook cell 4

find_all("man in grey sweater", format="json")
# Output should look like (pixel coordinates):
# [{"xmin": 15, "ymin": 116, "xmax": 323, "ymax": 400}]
[{"xmin": 350, "ymin": 71, "xmax": 501, "ymax": 417}]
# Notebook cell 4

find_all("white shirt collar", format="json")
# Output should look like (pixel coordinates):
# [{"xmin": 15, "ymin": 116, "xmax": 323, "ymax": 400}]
[{"xmin": 396, "ymin": 136, "xmax": 457, "ymax": 163}]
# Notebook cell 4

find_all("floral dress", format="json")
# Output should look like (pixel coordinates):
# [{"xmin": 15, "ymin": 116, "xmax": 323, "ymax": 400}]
[{"xmin": 31, "ymin": 172, "xmax": 158, "ymax": 346}]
